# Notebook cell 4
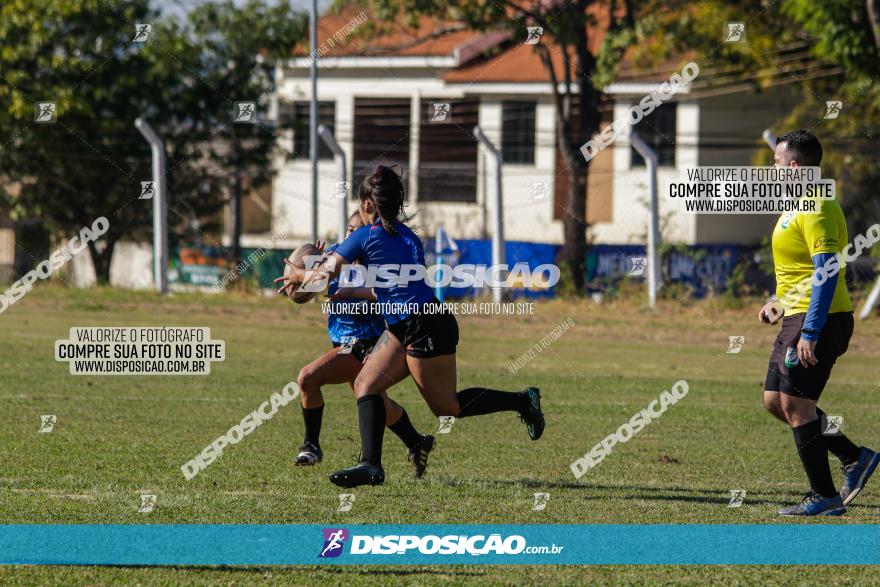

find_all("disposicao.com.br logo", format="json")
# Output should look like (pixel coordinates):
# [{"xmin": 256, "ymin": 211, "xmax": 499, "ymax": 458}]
[{"xmin": 318, "ymin": 528, "xmax": 563, "ymax": 558}]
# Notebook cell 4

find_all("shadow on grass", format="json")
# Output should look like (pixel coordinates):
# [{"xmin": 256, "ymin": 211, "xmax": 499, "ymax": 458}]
[
  {"xmin": 458, "ymin": 478, "xmax": 880, "ymax": 512},
  {"xmin": 97, "ymin": 565, "xmax": 483, "ymax": 577}
]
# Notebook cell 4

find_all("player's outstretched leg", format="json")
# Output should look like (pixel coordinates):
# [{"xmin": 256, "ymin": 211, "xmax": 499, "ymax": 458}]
[
  {"xmin": 386, "ymin": 404, "xmax": 435, "ymax": 478},
  {"xmin": 456, "ymin": 386, "xmax": 544, "ymax": 440},
  {"xmin": 384, "ymin": 396, "xmax": 435, "ymax": 478}
]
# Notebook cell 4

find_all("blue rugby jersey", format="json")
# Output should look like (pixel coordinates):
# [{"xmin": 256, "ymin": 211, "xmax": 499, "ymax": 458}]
[
  {"xmin": 334, "ymin": 220, "xmax": 436, "ymax": 325},
  {"xmin": 324, "ymin": 243, "xmax": 385, "ymax": 344}
]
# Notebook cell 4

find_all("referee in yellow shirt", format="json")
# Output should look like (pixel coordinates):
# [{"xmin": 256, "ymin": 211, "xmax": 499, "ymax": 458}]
[{"xmin": 759, "ymin": 130, "xmax": 878, "ymax": 516}]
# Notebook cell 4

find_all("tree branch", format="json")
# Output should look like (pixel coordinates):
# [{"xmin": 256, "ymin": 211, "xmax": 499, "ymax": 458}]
[
  {"xmin": 867, "ymin": 0, "xmax": 880, "ymax": 53},
  {"xmin": 362, "ymin": 23, "xmax": 469, "ymax": 54},
  {"xmin": 536, "ymin": 42, "xmax": 567, "ymax": 144},
  {"xmin": 622, "ymin": 0, "xmax": 635, "ymax": 29}
]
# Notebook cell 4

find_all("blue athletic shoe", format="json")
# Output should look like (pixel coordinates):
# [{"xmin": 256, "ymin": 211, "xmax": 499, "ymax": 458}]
[
  {"xmin": 778, "ymin": 492, "xmax": 846, "ymax": 516},
  {"xmin": 840, "ymin": 447, "xmax": 880, "ymax": 505}
]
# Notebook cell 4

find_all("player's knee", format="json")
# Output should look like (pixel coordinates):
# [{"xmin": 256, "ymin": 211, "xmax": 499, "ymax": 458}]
[
  {"xmin": 297, "ymin": 366, "xmax": 316, "ymax": 393},
  {"xmin": 780, "ymin": 395, "xmax": 812, "ymax": 425},
  {"xmin": 762, "ymin": 391, "xmax": 780, "ymax": 414},
  {"xmin": 352, "ymin": 378, "xmax": 378, "ymax": 400},
  {"xmin": 429, "ymin": 398, "xmax": 459, "ymax": 418}
]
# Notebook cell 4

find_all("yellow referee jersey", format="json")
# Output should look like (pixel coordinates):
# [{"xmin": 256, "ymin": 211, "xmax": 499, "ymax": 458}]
[{"xmin": 771, "ymin": 198, "xmax": 853, "ymax": 315}]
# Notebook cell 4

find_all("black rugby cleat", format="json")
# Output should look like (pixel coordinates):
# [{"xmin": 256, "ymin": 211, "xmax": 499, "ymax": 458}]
[{"xmin": 329, "ymin": 461, "xmax": 385, "ymax": 488}]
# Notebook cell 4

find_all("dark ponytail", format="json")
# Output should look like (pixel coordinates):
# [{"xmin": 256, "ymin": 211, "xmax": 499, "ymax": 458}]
[{"xmin": 358, "ymin": 164, "xmax": 406, "ymax": 235}]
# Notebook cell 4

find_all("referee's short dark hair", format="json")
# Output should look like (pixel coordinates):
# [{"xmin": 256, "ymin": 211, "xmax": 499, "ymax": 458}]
[{"xmin": 776, "ymin": 130, "xmax": 823, "ymax": 166}]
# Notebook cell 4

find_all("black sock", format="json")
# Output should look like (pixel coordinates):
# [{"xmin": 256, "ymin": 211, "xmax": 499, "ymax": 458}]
[
  {"xmin": 388, "ymin": 408, "xmax": 422, "ymax": 449},
  {"xmin": 301, "ymin": 404, "xmax": 324, "ymax": 446},
  {"xmin": 357, "ymin": 395, "xmax": 385, "ymax": 466},
  {"xmin": 792, "ymin": 418, "xmax": 837, "ymax": 498},
  {"xmin": 456, "ymin": 387, "xmax": 526, "ymax": 418},
  {"xmin": 816, "ymin": 408, "xmax": 860, "ymax": 465}
]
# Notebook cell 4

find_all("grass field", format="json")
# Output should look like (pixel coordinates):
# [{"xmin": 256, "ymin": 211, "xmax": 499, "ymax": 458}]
[{"xmin": 1, "ymin": 285, "xmax": 879, "ymax": 585}]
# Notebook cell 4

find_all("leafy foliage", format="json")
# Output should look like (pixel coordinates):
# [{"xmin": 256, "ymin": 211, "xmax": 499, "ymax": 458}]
[{"xmin": 0, "ymin": 0, "xmax": 307, "ymax": 280}]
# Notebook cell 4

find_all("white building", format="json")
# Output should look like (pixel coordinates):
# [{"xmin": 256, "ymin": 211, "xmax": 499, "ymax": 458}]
[{"xmin": 256, "ymin": 10, "xmax": 829, "ymax": 251}]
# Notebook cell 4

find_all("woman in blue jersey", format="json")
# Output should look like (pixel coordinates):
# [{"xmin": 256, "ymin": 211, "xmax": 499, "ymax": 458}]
[
  {"xmin": 277, "ymin": 165, "xmax": 544, "ymax": 488},
  {"xmin": 293, "ymin": 212, "xmax": 435, "ymax": 479}
]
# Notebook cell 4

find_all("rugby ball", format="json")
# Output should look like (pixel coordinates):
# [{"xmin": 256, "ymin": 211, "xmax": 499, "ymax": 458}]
[{"xmin": 284, "ymin": 243, "xmax": 323, "ymax": 304}]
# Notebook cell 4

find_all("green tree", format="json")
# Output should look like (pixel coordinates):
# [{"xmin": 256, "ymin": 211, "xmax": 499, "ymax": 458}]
[
  {"xmin": 346, "ymin": 0, "xmax": 642, "ymax": 293},
  {"xmin": 144, "ymin": 0, "xmax": 307, "ymax": 263},
  {"xmin": 0, "ymin": 0, "xmax": 306, "ymax": 281},
  {"xmin": 345, "ymin": 0, "xmax": 797, "ymax": 293},
  {"xmin": 0, "ymin": 0, "xmax": 158, "ymax": 280},
  {"xmin": 774, "ymin": 0, "xmax": 880, "ymax": 235}
]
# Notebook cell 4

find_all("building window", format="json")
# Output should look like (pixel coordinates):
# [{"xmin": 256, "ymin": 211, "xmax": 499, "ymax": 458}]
[
  {"xmin": 353, "ymin": 98, "xmax": 411, "ymax": 187},
  {"xmin": 501, "ymin": 101, "xmax": 536, "ymax": 164},
  {"xmin": 418, "ymin": 98, "xmax": 479, "ymax": 203},
  {"xmin": 284, "ymin": 101, "xmax": 335, "ymax": 160},
  {"xmin": 631, "ymin": 103, "xmax": 676, "ymax": 167}
]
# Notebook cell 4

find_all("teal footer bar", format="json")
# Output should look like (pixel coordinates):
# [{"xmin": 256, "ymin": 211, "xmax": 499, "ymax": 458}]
[{"xmin": 1, "ymin": 524, "xmax": 878, "ymax": 565}]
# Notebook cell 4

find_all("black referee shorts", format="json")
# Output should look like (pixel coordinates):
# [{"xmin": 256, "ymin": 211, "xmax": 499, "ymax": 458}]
[{"xmin": 764, "ymin": 311, "xmax": 853, "ymax": 400}]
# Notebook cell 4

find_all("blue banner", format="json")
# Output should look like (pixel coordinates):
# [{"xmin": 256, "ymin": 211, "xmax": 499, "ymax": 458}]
[
  {"xmin": 586, "ymin": 244, "xmax": 749, "ymax": 297},
  {"xmin": 426, "ymin": 239, "xmax": 561, "ymax": 300},
  {"xmin": 1, "ymin": 524, "xmax": 878, "ymax": 565}
]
